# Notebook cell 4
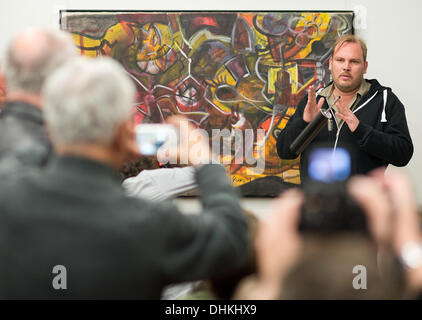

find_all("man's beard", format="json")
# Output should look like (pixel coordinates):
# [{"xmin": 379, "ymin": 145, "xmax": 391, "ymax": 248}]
[{"xmin": 334, "ymin": 74, "xmax": 364, "ymax": 93}]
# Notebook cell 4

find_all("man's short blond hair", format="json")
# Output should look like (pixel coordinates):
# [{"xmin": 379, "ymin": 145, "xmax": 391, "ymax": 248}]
[{"xmin": 332, "ymin": 34, "xmax": 367, "ymax": 62}]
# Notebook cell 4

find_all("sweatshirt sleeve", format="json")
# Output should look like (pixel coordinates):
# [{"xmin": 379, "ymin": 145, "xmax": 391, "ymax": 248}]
[
  {"xmin": 352, "ymin": 90, "xmax": 413, "ymax": 166},
  {"xmin": 147, "ymin": 164, "xmax": 248, "ymax": 283},
  {"xmin": 276, "ymin": 95, "xmax": 310, "ymax": 159},
  {"xmin": 122, "ymin": 166, "xmax": 197, "ymax": 201}
]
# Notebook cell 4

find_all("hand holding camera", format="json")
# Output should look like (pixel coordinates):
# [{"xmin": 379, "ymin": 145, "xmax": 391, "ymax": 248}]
[
  {"xmin": 135, "ymin": 116, "xmax": 212, "ymax": 167},
  {"xmin": 135, "ymin": 123, "xmax": 178, "ymax": 156}
]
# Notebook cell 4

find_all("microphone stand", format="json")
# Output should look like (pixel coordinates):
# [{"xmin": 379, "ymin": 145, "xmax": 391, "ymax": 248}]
[{"xmin": 289, "ymin": 96, "xmax": 340, "ymax": 155}]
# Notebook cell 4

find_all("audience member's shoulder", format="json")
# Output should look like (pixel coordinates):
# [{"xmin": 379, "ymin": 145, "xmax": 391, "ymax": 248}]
[
  {"xmin": 0, "ymin": 155, "xmax": 42, "ymax": 183},
  {"xmin": 0, "ymin": 157, "xmax": 43, "ymax": 208}
]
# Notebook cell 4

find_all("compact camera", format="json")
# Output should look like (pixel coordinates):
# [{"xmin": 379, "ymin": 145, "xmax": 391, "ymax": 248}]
[
  {"xmin": 135, "ymin": 124, "xmax": 178, "ymax": 156},
  {"xmin": 298, "ymin": 146, "xmax": 368, "ymax": 234}
]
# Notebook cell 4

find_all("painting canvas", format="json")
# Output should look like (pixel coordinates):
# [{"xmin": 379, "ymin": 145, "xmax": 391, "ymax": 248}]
[{"xmin": 60, "ymin": 10, "xmax": 353, "ymax": 196}]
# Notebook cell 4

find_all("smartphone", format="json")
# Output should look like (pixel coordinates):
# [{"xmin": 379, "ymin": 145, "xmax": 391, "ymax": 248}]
[
  {"xmin": 135, "ymin": 124, "xmax": 178, "ymax": 156},
  {"xmin": 307, "ymin": 147, "xmax": 351, "ymax": 183}
]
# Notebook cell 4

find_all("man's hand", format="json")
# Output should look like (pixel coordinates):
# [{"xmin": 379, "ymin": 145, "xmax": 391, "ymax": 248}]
[
  {"xmin": 374, "ymin": 168, "xmax": 421, "ymax": 253},
  {"xmin": 336, "ymin": 100, "xmax": 360, "ymax": 132},
  {"xmin": 303, "ymin": 85, "xmax": 325, "ymax": 123},
  {"xmin": 348, "ymin": 175, "xmax": 393, "ymax": 245},
  {"xmin": 254, "ymin": 188, "xmax": 304, "ymax": 298},
  {"xmin": 165, "ymin": 115, "xmax": 211, "ymax": 167},
  {"xmin": 370, "ymin": 168, "xmax": 422, "ymax": 291}
]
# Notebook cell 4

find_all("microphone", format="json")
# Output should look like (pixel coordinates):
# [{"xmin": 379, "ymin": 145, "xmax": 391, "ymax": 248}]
[{"xmin": 289, "ymin": 96, "xmax": 340, "ymax": 155}]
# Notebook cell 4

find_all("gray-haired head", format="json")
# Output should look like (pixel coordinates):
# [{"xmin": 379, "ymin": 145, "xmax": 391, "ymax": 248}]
[
  {"xmin": 4, "ymin": 27, "xmax": 76, "ymax": 94},
  {"xmin": 43, "ymin": 56, "xmax": 135, "ymax": 146}
]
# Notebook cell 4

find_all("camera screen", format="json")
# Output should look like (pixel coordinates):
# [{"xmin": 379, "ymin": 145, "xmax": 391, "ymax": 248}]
[
  {"xmin": 307, "ymin": 147, "xmax": 351, "ymax": 183},
  {"xmin": 135, "ymin": 124, "xmax": 175, "ymax": 156}
]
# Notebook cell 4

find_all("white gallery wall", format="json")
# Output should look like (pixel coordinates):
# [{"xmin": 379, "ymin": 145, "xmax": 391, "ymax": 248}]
[{"xmin": 1, "ymin": 0, "xmax": 421, "ymax": 203}]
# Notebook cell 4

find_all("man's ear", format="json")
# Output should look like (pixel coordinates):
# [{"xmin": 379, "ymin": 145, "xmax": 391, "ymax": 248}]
[
  {"xmin": 113, "ymin": 119, "xmax": 140, "ymax": 161},
  {"xmin": 364, "ymin": 61, "xmax": 368, "ymax": 74},
  {"xmin": 44, "ymin": 124, "xmax": 60, "ymax": 153}
]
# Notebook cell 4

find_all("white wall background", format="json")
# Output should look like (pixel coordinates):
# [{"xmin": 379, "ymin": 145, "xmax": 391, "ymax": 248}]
[{"xmin": 1, "ymin": 0, "xmax": 421, "ymax": 204}]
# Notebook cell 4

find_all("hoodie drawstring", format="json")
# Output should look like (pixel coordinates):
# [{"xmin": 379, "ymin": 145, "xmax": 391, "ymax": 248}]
[{"xmin": 381, "ymin": 89, "xmax": 387, "ymax": 122}]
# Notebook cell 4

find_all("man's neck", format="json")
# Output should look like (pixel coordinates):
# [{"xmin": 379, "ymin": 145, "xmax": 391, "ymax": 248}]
[
  {"xmin": 333, "ymin": 86, "xmax": 360, "ymax": 99},
  {"xmin": 7, "ymin": 91, "xmax": 42, "ymax": 109},
  {"xmin": 55, "ymin": 144, "xmax": 123, "ymax": 170}
]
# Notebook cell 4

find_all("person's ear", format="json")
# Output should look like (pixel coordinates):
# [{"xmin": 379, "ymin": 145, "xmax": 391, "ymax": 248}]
[
  {"xmin": 44, "ymin": 124, "xmax": 62, "ymax": 154},
  {"xmin": 363, "ymin": 61, "xmax": 368, "ymax": 74},
  {"xmin": 113, "ymin": 119, "xmax": 140, "ymax": 161},
  {"xmin": 329, "ymin": 56, "xmax": 332, "ymax": 72}
]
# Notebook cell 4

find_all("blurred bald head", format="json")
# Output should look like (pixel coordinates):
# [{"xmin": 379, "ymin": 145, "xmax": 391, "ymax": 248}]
[{"xmin": 4, "ymin": 27, "xmax": 76, "ymax": 95}]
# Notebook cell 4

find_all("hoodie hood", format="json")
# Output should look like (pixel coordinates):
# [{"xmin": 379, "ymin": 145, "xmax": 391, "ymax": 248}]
[{"xmin": 317, "ymin": 79, "xmax": 390, "ymax": 122}]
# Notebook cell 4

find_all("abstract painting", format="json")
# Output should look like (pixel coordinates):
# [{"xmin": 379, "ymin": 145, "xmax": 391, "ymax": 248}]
[{"xmin": 60, "ymin": 10, "xmax": 353, "ymax": 196}]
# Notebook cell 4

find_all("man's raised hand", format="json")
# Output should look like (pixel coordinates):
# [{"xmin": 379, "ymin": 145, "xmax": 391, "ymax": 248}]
[{"xmin": 303, "ymin": 85, "xmax": 325, "ymax": 123}]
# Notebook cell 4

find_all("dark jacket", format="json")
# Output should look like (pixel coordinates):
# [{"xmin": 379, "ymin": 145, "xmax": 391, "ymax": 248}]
[
  {"xmin": 0, "ymin": 101, "xmax": 52, "ymax": 167},
  {"xmin": 276, "ymin": 79, "xmax": 413, "ymax": 182},
  {"xmin": 0, "ymin": 156, "xmax": 248, "ymax": 299}
]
